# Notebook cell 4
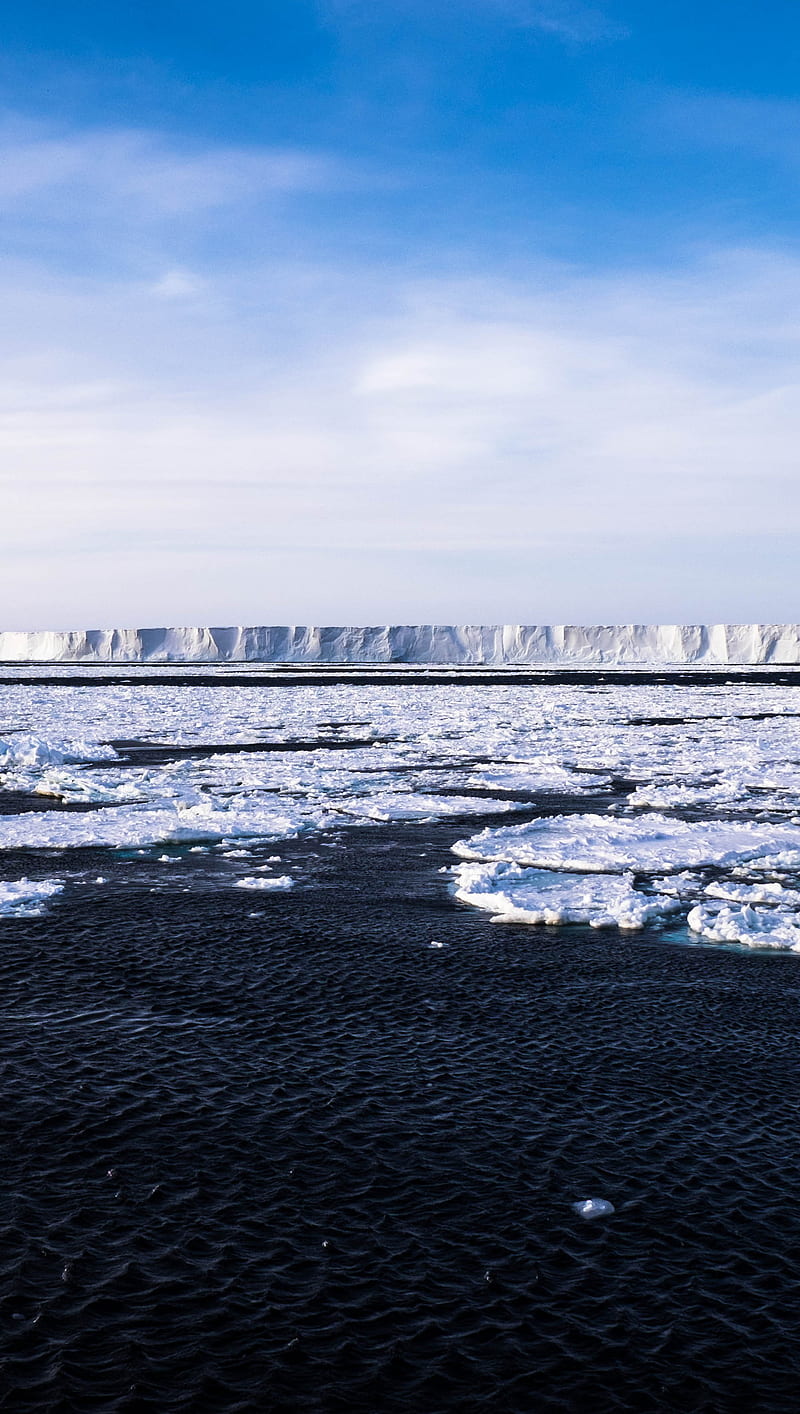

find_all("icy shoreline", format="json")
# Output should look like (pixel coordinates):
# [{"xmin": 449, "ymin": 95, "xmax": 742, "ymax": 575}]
[{"xmin": 3, "ymin": 623, "xmax": 800, "ymax": 665}]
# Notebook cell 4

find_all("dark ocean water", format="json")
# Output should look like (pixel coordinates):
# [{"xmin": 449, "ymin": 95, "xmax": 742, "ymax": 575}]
[{"xmin": 2, "ymin": 816, "xmax": 800, "ymax": 1412}]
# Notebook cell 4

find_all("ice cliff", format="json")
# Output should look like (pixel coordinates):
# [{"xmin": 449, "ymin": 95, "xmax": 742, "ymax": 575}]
[{"xmin": 2, "ymin": 624, "xmax": 800, "ymax": 665}]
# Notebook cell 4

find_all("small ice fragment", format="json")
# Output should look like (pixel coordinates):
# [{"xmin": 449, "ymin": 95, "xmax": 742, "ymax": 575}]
[
  {"xmin": 95, "ymin": 877, "xmax": 106, "ymax": 884},
  {"xmin": 429, "ymin": 940, "xmax": 446, "ymax": 948},
  {"xmin": 572, "ymin": 1198, "xmax": 615, "ymax": 1220},
  {"xmin": 235, "ymin": 875, "xmax": 294, "ymax": 891}
]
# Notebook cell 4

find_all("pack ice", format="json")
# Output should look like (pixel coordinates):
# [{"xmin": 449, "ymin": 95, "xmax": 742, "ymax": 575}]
[
  {"xmin": 4, "ymin": 676, "xmax": 800, "ymax": 950},
  {"xmin": 452, "ymin": 813, "xmax": 800, "ymax": 944}
]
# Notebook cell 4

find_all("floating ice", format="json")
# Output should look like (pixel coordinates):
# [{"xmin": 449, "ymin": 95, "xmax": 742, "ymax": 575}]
[
  {"xmin": 0, "ymin": 734, "xmax": 118, "ymax": 769},
  {"xmin": 0, "ymin": 878, "xmax": 64, "ymax": 918},
  {"xmin": 704, "ymin": 880, "xmax": 800, "ymax": 906},
  {"xmin": 5, "ymin": 673, "xmax": 800, "ymax": 935},
  {"xmin": 572, "ymin": 1198, "xmax": 615, "ymax": 1220},
  {"xmin": 687, "ymin": 903, "xmax": 800, "ymax": 950},
  {"xmin": 454, "ymin": 813, "xmax": 800, "ymax": 875},
  {"xmin": 453, "ymin": 860, "xmax": 679, "ymax": 930},
  {"xmin": 0, "ymin": 800, "xmax": 314, "ymax": 852},
  {"xmin": 234, "ymin": 875, "xmax": 294, "ymax": 891},
  {"xmin": 651, "ymin": 871, "xmax": 704, "ymax": 899}
]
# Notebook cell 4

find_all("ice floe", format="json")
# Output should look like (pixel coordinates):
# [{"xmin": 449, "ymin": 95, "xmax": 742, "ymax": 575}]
[
  {"xmin": 234, "ymin": 875, "xmax": 294, "ymax": 891},
  {"xmin": 0, "ymin": 734, "xmax": 118, "ymax": 769},
  {"xmin": 452, "ymin": 860, "xmax": 679, "ymax": 929},
  {"xmin": 687, "ymin": 903, "xmax": 800, "ymax": 951},
  {"xmin": 703, "ymin": 880, "xmax": 800, "ymax": 906},
  {"xmin": 453, "ymin": 813, "xmax": 800, "ymax": 874},
  {"xmin": 0, "ymin": 800, "xmax": 314, "ymax": 851},
  {"xmin": 572, "ymin": 1198, "xmax": 615, "ymax": 1220},
  {"xmin": 0, "ymin": 878, "xmax": 64, "ymax": 918}
]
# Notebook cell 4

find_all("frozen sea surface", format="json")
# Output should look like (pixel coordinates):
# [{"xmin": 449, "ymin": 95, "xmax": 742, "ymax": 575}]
[
  {"xmin": 4, "ymin": 672, "xmax": 800, "ymax": 1409},
  {"xmin": 5, "ymin": 674, "xmax": 800, "ymax": 948}
]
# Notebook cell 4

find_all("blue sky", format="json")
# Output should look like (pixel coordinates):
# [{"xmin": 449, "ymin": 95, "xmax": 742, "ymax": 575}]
[{"xmin": 3, "ymin": 0, "xmax": 800, "ymax": 626}]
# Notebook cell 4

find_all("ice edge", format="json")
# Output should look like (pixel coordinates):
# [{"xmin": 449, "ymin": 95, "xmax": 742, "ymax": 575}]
[{"xmin": 2, "ymin": 624, "xmax": 800, "ymax": 665}]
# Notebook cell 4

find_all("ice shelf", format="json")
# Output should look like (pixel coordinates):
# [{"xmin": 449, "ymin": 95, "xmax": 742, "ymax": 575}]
[{"xmin": 2, "ymin": 624, "xmax": 800, "ymax": 665}]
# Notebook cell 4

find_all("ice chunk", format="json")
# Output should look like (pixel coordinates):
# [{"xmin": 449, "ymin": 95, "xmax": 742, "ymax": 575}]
[
  {"xmin": 454, "ymin": 813, "xmax": 800, "ymax": 875},
  {"xmin": 0, "ymin": 878, "xmax": 64, "ymax": 918},
  {"xmin": 704, "ymin": 880, "xmax": 800, "ymax": 906},
  {"xmin": 651, "ymin": 871, "xmax": 704, "ymax": 899},
  {"xmin": 0, "ymin": 734, "xmax": 118, "ymax": 768},
  {"xmin": 0, "ymin": 800, "xmax": 312, "ymax": 851},
  {"xmin": 453, "ymin": 860, "xmax": 679, "ymax": 930},
  {"xmin": 234, "ymin": 875, "xmax": 294, "ymax": 891},
  {"xmin": 572, "ymin": 1198, "xmax": 615, "ymax": 1220},
  {"xmin": 687, "ymin": 903, "xmax": 800, "ymax": 950}
]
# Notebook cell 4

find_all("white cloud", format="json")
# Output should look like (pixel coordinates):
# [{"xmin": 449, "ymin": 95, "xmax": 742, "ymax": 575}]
[
  {"xmin": 326, "ymin": 0, "xmax": 625, "ymax": 43},
  {"xmin": 0, "ymin": 117, "xmax": 798, "ymax": 625},
  {"xmin": 495, "ymin": 0, "xmax": 627, "ymax": 42},
  {"xmin": 0, "ymin": 117, "xmax": 345, "ymax": 225},
  {"xmin": 150, "ymin": 269, "xmax": 205, "ymax": 299}
]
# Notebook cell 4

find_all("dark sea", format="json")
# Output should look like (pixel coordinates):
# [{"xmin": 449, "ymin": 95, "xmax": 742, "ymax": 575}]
[{"xmin": 3, "ymin": 806, "xmax": 800, "ymax": 1412}]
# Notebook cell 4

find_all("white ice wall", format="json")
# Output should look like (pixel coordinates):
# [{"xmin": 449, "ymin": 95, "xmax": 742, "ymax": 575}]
[{"xmin": 1, "ymin": 624, "xmax": 800, "ymax": 664}]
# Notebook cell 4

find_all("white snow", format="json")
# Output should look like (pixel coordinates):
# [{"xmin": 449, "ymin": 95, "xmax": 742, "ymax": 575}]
[{"xmin": 0, "ymin": 878, "xmax": 64, "ymax": 918}]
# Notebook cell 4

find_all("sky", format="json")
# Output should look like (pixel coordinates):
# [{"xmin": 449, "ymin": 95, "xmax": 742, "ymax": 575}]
[{"xmin": 2, "ymin": 0, "xmax": 800, "ymax": 627}]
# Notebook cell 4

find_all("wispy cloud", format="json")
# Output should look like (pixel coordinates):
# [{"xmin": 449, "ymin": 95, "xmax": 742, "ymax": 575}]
[
  {"xmin": 325, "ymin": 0, "xmax": 625, "ymax": 44},
  {"xmin": 0, "ymin": 117, "xmax": 346, "ymax": 220},
  {"xmin": 490, "ymin": 0, "xmax": 627, "ymax": 43}
]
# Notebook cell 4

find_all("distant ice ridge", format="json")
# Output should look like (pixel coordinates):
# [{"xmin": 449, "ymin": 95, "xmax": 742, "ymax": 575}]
[{"xmin": 4, "ymin": 624, "xmax": 800, "ymax": 664}]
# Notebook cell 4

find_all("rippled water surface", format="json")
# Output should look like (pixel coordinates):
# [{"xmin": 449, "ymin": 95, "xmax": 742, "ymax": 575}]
[{"xmin": 3, "ymin": 676, "xmax": 800, "ymax": 1411}]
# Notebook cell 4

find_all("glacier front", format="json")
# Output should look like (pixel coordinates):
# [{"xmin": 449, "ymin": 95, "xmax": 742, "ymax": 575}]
[{"xmin": 2, "ymin": 623, "xmax": 800, "ymax": 665}]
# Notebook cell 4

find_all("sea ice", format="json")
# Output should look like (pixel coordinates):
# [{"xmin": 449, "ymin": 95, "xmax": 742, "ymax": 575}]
[
  {"xmin": 572, "ymin": 1198, "xmax": 615, "ymax": 1220},
  {"xmin": 0, "ymin": 878, "xmax": 64, "ymax": 918},
  {"xmin": 5, "ymin": 676, "xmax": 800, "ymax": 937},
  {"xmin": 704, "ymin": 880, "xmax": 800, "ymax": 906},
  {"xmin": 234, "ymin": 875, "xmax": 294, "ymax": 891},
  {"xmin": 687, "ymin": 903, "xmax": 800, "ymax": 950},
  {"xmin": 0, "ymin": 734, "xmax": 118, "ymax": 769},
  {"xmin": 452, "ymin": 860, "xmax": 679, "ymax": 929},
  {"xmin": 453, "ymin": 813, "xmax": 800, "ymax": 874}
]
